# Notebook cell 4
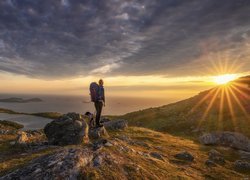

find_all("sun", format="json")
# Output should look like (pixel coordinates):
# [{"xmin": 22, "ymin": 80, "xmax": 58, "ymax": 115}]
[{"xmin": 213, "ymin": 74, "xmax": 238, "ymax": 85}]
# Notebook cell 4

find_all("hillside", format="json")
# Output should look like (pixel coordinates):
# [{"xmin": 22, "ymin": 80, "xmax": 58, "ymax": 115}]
[
  {"xmin": 120, "ymin": 76, "xmax": 250, "ymax": 138},
  {"xmin": 0, "ymin": 126, "xmax": 248, "ymax": 179}
]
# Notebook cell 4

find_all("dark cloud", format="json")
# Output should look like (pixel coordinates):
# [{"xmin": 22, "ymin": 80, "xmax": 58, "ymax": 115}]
[{"xmin": 0, "ymin": 0, "xmax": 250, "ymax": 79}]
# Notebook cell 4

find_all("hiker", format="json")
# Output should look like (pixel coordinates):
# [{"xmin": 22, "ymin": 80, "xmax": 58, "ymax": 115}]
[{"xmin": 89, "ymin": 79, "xmax": 105, "ymax": 128}]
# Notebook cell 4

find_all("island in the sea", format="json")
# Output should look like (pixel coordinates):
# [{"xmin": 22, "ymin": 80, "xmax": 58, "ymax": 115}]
[{"xmin": 0, "ymin": 97, "xmax": 43, "ymax": 103}]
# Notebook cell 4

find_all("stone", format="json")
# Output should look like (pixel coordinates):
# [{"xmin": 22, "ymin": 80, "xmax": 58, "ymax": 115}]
[
  {"xmin": 9, "ymin": 141, "xmax": 16, "ymax": 145},
  {"xmin": 88, "ymin": 126, "xmax": 109, "ymax": 139},
  {"xmin": 238, "ymin": 150, "xmax": 250, "ymax": 161},
  {"xmin": 104, "ymin": 141, "xmax": 113, "ymax": 147},
  {"xmin": 0, "ymin": 148, "xmax": 93, "ymax": 180},
  {"xmin": 149, "ymin": 152, "xmax": 164, "ymax": 161},
  {"xmin": 199, "ymin": 132, "xmax": 250, "ymax": 152},
  {"xmin": 104, "ymin": 119, "xmax": 128, "ymax": 130},
  {"xmin": 174, "ymin": 151, "xmax": 194, "ymax": 162},
  {"xmin": 205, "ymin": 160, "xmax": 217, "ymax": 167},
  {"xmin": 93, "ymin": 155, "xmax": 102, "ymax": 167},
  {"xmin": 234, "ymin": 160, "xmax": 250, "ymax": 172},
  {"xmin": 208, "ymin": 149, "xmax": 225, "ymax": 165},
  {"xmin": 44, "ymin": 112, "xmax": 88, "ymax": 145}
]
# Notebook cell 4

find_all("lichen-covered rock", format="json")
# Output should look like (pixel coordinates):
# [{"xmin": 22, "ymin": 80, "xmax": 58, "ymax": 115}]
[
  {"xmin": 104, "ymin": 119, "xmax": 128, "ymax": 130},
  {"xmin": 199, "ymin": 132, "xmax": 250, "ymax": 152},
  {"xmin": 0, "ymin": 148, "xmax": 93, "ymax": 180},
  {"xmin": 89, "ymin": 126, "xmax": 109, "ymax": 139},
  {"xmin": 44, "ymin": 112, "xmax": 88, "ymax": 145}
]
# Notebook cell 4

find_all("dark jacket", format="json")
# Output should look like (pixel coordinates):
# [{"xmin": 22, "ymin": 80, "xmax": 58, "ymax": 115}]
[{"xmin": 98, "ymin": 85, "xmax": 105, "ymax": 102}]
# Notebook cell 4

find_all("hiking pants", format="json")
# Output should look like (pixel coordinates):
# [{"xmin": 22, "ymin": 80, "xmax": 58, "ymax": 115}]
[{"xmin": 94, "ymin": 101, "xmax": 103, "ymax": 126}]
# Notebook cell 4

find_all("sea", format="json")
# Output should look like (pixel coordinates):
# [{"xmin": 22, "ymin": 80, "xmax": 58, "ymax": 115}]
[{"xmin": 0, "ymin": 94, "xmax": 178, "ymax": 116}]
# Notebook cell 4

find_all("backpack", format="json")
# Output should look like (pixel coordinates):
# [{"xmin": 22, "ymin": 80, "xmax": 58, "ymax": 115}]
[{"xmin": 89, "ymin": 82, "xmax": 99, "ymax": 102}]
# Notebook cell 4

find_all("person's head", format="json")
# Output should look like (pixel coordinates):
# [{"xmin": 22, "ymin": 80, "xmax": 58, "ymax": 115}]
[{"xmin": 99, "ymin": 79, "xmax": 104, "ymax": 86}]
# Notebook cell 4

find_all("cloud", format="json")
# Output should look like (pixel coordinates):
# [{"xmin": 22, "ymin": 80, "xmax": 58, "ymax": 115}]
[
  {"xmin": 90, "ymin": 62, "xmax": 121, "ymax": 74},
  {"xmin": 0, "ymin": 0, "xmax": 249, "ymax": 79}
]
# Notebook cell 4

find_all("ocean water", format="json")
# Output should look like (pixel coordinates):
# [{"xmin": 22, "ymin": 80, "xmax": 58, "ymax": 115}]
[
  {"xmin": 0, "ymin": 113, "xmax": 52, "ymax": 130},
  {"xmin": 0, "ymin": 94, "xmax": 177, "ymax": 115}
]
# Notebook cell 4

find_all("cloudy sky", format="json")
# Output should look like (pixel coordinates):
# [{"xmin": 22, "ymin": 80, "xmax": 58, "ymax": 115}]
[{"xmin": 0, "ymin": 0, "xmax": 250, "ymax": 97}]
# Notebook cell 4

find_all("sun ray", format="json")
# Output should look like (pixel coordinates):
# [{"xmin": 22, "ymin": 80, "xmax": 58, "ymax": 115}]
[
  {"xmin": 218, "ymin": 87, "xmax": 225, "ymax": 130},
  {"xmin": 228, "ymin": 87, "xmax": 250, "ymax": 120},
  {"xmin": 197, "ymin": 87, "xmax": 221, "ymax": 128},
  {"xmin": 230, "ymin": 84, "xmax": 250, "ymax": 100},
  {"xmin": 225, "ymin": 87, "xmax": 238, "ymax": 131},
  {"xmin": 189, "ymin": 88, "xmax": 217, "ymax": 114}
]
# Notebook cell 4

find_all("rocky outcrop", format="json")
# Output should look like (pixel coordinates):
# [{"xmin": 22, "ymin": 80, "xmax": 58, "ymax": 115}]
[
  {"xmin": 199, "ymin": 132, "xmax": 250, "ymax": 152},
  {"xmin": 89, "ymin": 126, "xmax": 109, "ymax": 139},
  {"xmin": 44, "ymin": 113, "xmax": 88, "ymax": 145},
  {"xmin": 104, "ymin": 119, "xmax": 128, "ymax": 130},
  {"xmin": 0, "ymin": 148, "xmax": 93, "ymax": 180}
]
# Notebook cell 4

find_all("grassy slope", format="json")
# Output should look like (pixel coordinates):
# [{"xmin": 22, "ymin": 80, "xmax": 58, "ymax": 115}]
[
  {"xmin": 120, "ymin": 76, "xmax": 250, "ymax": 138},
  {"xmin": 82, "ymin": 127, "xmax": 247, "ymax": 179},
  {"xmin": 1, "ymin": 127, "xmax": 247, "ymax": 179}
]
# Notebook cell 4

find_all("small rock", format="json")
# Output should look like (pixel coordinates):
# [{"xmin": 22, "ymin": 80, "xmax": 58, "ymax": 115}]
[
  {"xmin": 205, "ymin": 160, "xmax": 217, "ymax": 167},
  {"xmin": 104, "ymin": 119, "xmax": 128, "ymax": 130},
  {"xmin": 174, "ymin": 152, "xmax": 194, "ymax": 162},
  {"xmin": 89, "ymin": 126, "xmax": 109, "ymax": 139},
  {"xmin": 238, "ymin": 150, "xmax": 250, "ymax": 161},
  {"xmin": 234, "ymin": 160, "xmax": 250, "ymax": 172},
  {"xmin": 208, "ymin": 149, "xmax": 225, "ymax": 165},
  {"xmin": 149, "ymin": 152, "xmax": 164, "ymax": 161},
  {"xmin": 93, "ymin": 155, "xmax": 102, "ymax": 167},
  {"xmin": 104, "ymin": 142, "xmax": 113, "ymax": 147},
  {"xmin": 9, "ymin": 141, "xmax": 16, "ymax": 145}
]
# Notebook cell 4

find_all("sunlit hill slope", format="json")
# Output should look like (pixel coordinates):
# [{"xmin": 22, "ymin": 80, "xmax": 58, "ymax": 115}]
[{"xmin": 120, "ymin": 76, "xmax": 250, "ymax": 137}]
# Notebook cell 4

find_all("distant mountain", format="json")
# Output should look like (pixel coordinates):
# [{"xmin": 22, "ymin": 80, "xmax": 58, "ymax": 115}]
[
  {"xmin": 0, "ymin": 97, "xmax": 43, "ymax": 103},
  {"xmin": 120, "ymin": 75, "xmax": 250, "ymax": 137}
]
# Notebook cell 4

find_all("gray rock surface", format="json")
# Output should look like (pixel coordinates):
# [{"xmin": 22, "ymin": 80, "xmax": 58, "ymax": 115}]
[
  {"xmin": 104, "ymin": 119, "xmax": 128, "ymax": 130},
  {"xmin": 174, "ymin": 151, "xmax": 194, "ymax": 162},
  {"xmin": 44, "ymin": 113, "xmax": 88, "ymax": 145},
  {"xmin": 89, "ymin": 126, "xmax": 109, "ymax": 139},
  {"xmin": 238, "ymin": 150, "xmax": 250, "ymax": 161},
  {"xmin": 234, "ymin": 160, "xmax": 250, "ymax": 172},
  {"xmin": 199, "ymin": 132, "xmax": 250, "ymax": 152},
  {"xmin": 149, "ymin": 152, "xmax": 165, "ymax": 161},
  {"xmin": 208, "ymin": 149, "xmax": 225, "ymax": 165},
  {"xmin": 0, "ymin": 148, "xmax": 93, "ymax": 180}
]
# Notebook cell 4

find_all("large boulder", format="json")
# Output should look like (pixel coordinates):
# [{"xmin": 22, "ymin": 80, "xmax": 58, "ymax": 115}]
[
  {"xmin": 0, "ymin": 148, "xmax": 93, "ymax": 180},
  {"xmin": 104, "ymin": 119, "xmax": 128, "ymax": 130},
  {"xmin": 199, "ymin": 132, "xmax": 250, "ymax": 152},
  {"xmin": 44, "ymin": 113, "xmax": 88, "ymax": 145}
]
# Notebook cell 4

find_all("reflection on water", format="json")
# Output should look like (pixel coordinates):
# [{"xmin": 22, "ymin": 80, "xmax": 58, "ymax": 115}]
[
  {"xmin": 0, "ymin": 94, "xmax": 176, "ymax": 115},
  {"xmin": 0, "ymin": 113, "xmax": 52, "ymax": 130}
]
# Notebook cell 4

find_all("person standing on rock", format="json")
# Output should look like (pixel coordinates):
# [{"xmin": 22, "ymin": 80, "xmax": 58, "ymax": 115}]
[{"xmin": 90, "ymin": 79, "xmax": 105, "ymax": 128}]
